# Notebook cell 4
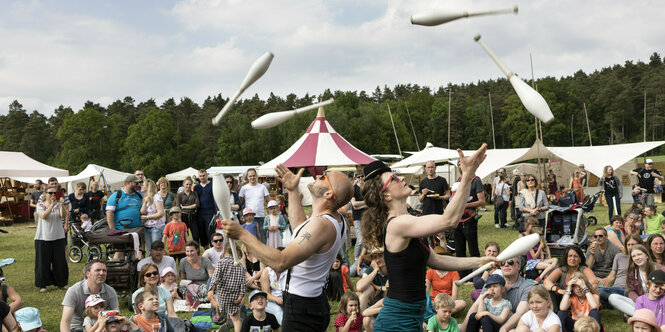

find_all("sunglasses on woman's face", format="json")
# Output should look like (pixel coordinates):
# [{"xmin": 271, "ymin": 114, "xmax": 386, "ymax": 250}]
[
  {"xmin": 144, "ymin": 271, "xmax": 159, "ymax": 278},
  {"xmin": 381, "ymin": 173, "xmax": 401, "ymax": 192},
  {"xmin": 46, "ymin": 192, "xmax": 57, "ymax": 195}
]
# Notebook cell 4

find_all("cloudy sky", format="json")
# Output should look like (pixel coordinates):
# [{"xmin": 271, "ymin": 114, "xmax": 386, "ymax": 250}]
[{"xmin": 1, "ymin": 0, "xmax": 663, "ymax": 115}]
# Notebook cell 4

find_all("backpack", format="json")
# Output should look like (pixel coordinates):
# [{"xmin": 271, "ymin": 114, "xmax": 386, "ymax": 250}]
[{"xmin": 113, "ymin": 189, "xmax": 143, "ymax": 206}]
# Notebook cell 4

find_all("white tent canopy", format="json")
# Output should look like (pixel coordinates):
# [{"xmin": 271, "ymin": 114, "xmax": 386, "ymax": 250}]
[
  {"xmin": 165, "ymin": 167, "xmax": 198, "ymax": 181},
  {"xmin": 11, "ymin": 164, "xmax": 131, "ymax": 192},
  {"xmin": 0, "ymin": 151, "xmax": 69, "ymax": 178}
]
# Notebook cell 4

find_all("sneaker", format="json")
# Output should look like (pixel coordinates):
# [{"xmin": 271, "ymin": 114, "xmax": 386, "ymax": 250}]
[
  {"xmin": 495, "ymin": 224, "xmax": 500, "ymax": 228},
  {"xmin": 500, "ymin": 224, "xmax": 509, "ymax": 229}
]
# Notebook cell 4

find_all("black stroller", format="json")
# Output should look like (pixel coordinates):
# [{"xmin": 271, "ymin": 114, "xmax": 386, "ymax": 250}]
[{"xmin": 544, "ymin": 191, "xmax": 602, "ymax": 255}]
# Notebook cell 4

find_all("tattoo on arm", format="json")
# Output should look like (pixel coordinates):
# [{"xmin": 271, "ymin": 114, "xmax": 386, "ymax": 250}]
[{"xmin": 298, "ymin": 232, "xmax": 311, "ymax": 244}]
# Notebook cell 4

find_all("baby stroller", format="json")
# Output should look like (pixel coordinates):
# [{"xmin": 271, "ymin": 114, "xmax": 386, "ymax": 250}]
[
  {"xmin": 86, "ymin": 219, "xmax": 143, "ymax": 309},
  {"xmin": 68, "ymin": 215, "xmax": 103, "ymax": 263},
  {"xmin": 544, "ymin": 191, "xmax": 602, "ymax": 255}
]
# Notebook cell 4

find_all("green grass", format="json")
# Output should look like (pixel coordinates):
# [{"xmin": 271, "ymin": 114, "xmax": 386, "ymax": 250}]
[{"xmin": 1, "ymin": 200, "xmax": 661, "ymax": 331}]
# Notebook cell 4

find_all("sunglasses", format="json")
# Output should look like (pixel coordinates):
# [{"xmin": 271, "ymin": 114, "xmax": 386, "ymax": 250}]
[
  {"xmin": 381, "ymin": 173, "xmax": 401, "ymax": 192},
  {"xmin": 356, "ymin": 175, "xmax": 364, "ymax": 179},
  {"xmin": 322, "ymin": 174, "xmax": 337, "ymax": 201},
  {"xmin": 226, "ymin": 181, "xmax": 232, "ymax": 184},
  {"xmin": 526, "ymin": 179, "xmax": 536, "ymax": 182},
  {"xmin": 144, "ymin": 271, "xmax": 159, "ymax": 278},
  {"xmin": 211, "ymin": 239, "xmax": 224, "ymax": 243},
  {"xmin": 593, "ymin": 234, "xmax": 605, "ymax": 238},
  {"xmin": 46, "ymin": 192, "xmax": 57, "ymax": 195},
  {"xmin": 501, "ymin": 259, "xmax": 515, "ymax": 267}
]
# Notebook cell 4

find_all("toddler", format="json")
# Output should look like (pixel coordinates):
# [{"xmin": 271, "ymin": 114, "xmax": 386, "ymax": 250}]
[
  {"xmin": 241, "ymin": 290, "xmax": 280, "ymax": 332},
  {"xmin": 426, "ymin": 293, "xmax": 457, "ymax": 332},
  {"xmin": 516, "ymin": 285, "xmax": 561, "ymax": 332},
  {"xmin": 474, "ymin": 274, "xmax": 511, "ymax": 331},
  {"xmin": 628, "ymin": 308, "xmax": 661, "ymax": 332},
  {"xmin": 80, "ymin": 213, "xmax": 92, "ymax": 232},
  {"xmin": 242, "ymin": 208, "xmax": 261, "ymax": 241},
  {"xmin": 573, "ymin": 316, "xmax": 600, "ymax": 332},
  {"xmin": 83, "ymin": 294, "xmax": 105, "ymax": 332},
  {"xmin": 334, "ymin": 292, "xmax": 363, "ymax": 332},
  {"xmin": 208, "ymin": 242, "xmax": 246, "ymax": 331},
  {"xmin": 525, "ymin": 226, "xmax": 558, "ymax": 283},
  {"xmin": 264, "ymin": 200, "xmax": 288, "ymax": 249},
  {"xmin": 159, "ymin": 266, "xmax": 179, "ymax": 300}
]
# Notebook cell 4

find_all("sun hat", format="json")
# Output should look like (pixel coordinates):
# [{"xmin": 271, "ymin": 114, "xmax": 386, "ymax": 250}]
[
  {"xmin": 160, "ymin": 266, "xmax": 177, "ymax": 278},
  {"xmin": 628, "ymin": 309, "xmax": 661, "ymax": 332},
  {"xmin": 85, "ymin": 294, "xmax": 105, "ymax": 308},
  {"xmin": 362, "ymin": 247, "xmax": 384, "ymax": 261},
  {"xmin": 485, "ymin": 274, "xmax": 506, "ymax": 287},
  {"xmin": 15, "ymin": 307, "xmax": 42, "ymax": 330},
  {"xmin": 267, "ymin": 200, "xmax": 278, "ymax": 208},
  {"xmin": 243, "ymin": 207, "xmax": 256, "ymax": 216}
]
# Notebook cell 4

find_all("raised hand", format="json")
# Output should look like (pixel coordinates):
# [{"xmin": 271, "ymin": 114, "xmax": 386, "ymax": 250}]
[
  {"xmin": 457, "ymin": 143, "xmax": 488, "ymax": 177},
  {"xmin": 275, "ymin": 164, "xmax": 304, "ymax": 191}
]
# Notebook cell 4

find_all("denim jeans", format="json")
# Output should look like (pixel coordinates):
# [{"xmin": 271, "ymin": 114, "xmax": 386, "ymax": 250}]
[
  {"xmin": 599, "ymin": 286, "xmax": 625, "ymax": 304},
  {"xmin": 605, "ymin": 192, "xmax": 622, "ymax": 221},
  {"xmin": 266, "ymin": 300, "xmax": 284, "ymax": 324},
  {"xmin": 144, "ymin": 224, "xmax": 165, "ymax": 253},
  {"xmin": 254, "ymin": 217, "xmax": 267, "ymax": 244},
  {"xmin": 353, "ymin": 219, "xmax": 363, "ymax": 260}
]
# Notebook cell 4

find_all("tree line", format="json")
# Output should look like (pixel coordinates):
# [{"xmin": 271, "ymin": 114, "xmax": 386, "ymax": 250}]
[{"xmin": 1, "ymin": 52, "xmax": 664, "ymax": 180}]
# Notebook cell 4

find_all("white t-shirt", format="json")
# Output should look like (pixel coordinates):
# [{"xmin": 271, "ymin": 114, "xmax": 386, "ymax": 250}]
[
  {"xmin": 203, "ymin": 247, "xmax": 224, "ymax": 266},
  {"xmin": 239, "ymin": 183, "xmax": 269, "ymax": 218},
  {"xmin": 520, "ymin": 310, "xmax": 561, "ymax": 332}
]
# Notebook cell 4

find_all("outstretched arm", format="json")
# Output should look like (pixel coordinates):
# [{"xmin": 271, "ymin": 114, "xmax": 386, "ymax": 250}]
[
  {"xmin": 275, "ymin": 164, "xmax": 307, "ymax": 230},
  {"xmin": 387, "ymin": 144, "xmax": 488, "ymax": 239}
]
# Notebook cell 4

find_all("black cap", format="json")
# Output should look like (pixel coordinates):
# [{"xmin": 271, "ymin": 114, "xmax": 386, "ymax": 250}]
[
  {"xmin": 648, "ymin": 269, "xmax": 665, "ymax": 284},
  {"xmin": 150, "ymin": 240, "xmax": 165, "ymax": 249},
  {"xmin": 363, "ymin": 160, "xmax": 391, "ymax": 180},
  {"xmin": 485, "ymin": 274, "xmax": 506, "ymax": 287}
]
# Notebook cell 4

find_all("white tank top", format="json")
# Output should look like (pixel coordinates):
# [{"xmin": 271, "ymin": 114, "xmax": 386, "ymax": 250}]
[{"xmin": 286, "ymin": 214, "xmax": 346, "ymax": 297}]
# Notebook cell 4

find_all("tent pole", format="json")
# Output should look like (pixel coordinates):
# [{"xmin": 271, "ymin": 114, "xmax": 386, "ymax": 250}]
[
  {"xmin": 448, "ymin": 89, "xmax": 451, "ymax": 149},
  {"xmin": 489, "ymin": 92, "xmax": 496, "ymax": 149},
  {"xmin": 644, "ymin": 91, "xmax": 647, "ymax": 142},
  {"xmin": 386, "ymin": 103, "xmax": 402, "ymax": 157},
  {"xmin": 583, "ymin": 103, "xmax": 592, "ymax": 146},
  {"xmin": 403, "ymin": 99, "xmax": 420, "ymax": 151}
]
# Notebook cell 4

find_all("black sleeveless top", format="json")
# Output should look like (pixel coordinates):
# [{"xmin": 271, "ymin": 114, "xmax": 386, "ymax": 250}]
[{"xmin": 384, "ymin": 217, "xmax": 431, "ymax": 302}]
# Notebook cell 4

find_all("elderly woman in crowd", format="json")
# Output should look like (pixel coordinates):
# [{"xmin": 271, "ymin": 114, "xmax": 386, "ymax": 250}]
[
  {"xmin": 544, "ymin": 245, "xmax": 597, "ymax": 309},
  {"xmin": 177, "ymin": 177, "xmax": 199, "ymax": 231},
  {"xmin": 141, "ymin": 179, "xmax": 166, "ymax": 252},
  {"xmin": 132, "ymin": 263, "xmax": 177, "ymax": 317},
  {"xmin": 179, "ymin": 241, "xmax": 214, "ymax": 306},
  {"xmin": 34, "ymin": 185, "xmax": 69, "ymax": 293},
  {"xmin": 518, "ymin": 174, "xmax": 549, "ymax": 228}
]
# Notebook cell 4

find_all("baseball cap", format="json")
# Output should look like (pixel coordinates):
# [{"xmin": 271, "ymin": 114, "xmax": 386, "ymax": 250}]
[
  {"xmin": 125, "ymin": 175, "xmax": 141, "ymax": 183},
  {"xmin": 243, "ymin": 207, "xmax": 256, "ymax": 215},
  {"xmin": 267, "ymin": 200, "xmax": 278, "ymax": 208},
  {"xmin": 485, "ymin": 274, "xmax": 506, "ymax": 287},
  {"xmin": 628, "ymin": 309, "xmax": 661, "ymax": 332},
  {"xmin": 646, "ymin": 158, "xmax": 654, "ymax": 164},
  {"xmin": 648, "ymin": 269, "xmax": 665, "ymax": 283},
  {"xmin": 15, "ymin": 307, "xmax": 42, "ymax": 330},
  {"xmin": 249, "ymin": 289, "xmax": 267, "ymax": 302},
  {"xmin": 85, "ymin": 294, "xmax": 105, "ymax": 308},
  {"xmin": 150, "ymin": 240, "xmax": 165, "ymax": 250},
  {"xmin": 168, "ymin": 206, "xmax": 182, "ymax": 214}
]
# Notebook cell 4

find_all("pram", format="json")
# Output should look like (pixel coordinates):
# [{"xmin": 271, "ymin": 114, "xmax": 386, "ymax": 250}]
[
  {"xmin": 86, "ymin": 219, "xmax": 144, "ymax": 307},
  {"xmin": 68, "ymin": 215, "xmax": 103, "ymax": 263},
  {"xmin": 544, "ymin": 191, "xmax": 602, "ymax": 255}
]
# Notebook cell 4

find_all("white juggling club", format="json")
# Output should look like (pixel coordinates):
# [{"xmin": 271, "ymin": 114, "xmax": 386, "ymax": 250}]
[
  {"xmin": 474, "ymin": 35, "xmax": 554, "ymax": 124},
  {"xmin": 455, "ymin": 233, "xmax": 540, "ymax": 286},
  {"xmin": 251, "ymin": 98, "xmax": 335, "ymax": 129},
  {"xmin": 212, "ymin": 51, "xmax": 274, "ymax": 126},
  {"xmin": 212, "ymin": 173, "xmax": 240, "ymax": 266},
  {"xmin": 411, "ymin": 5, "xmax": 517, "ymax": 26}
]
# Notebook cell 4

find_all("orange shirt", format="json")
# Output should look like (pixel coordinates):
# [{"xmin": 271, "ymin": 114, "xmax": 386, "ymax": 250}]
[
  {"xmin": 426, "ymin": 269, "xmax": 459, "ymax": 300},
  {"xmin": 132, "ymin": 314, "xmax": 161, "ymax": 332},
  {"xmin": 569, "ymin": 294, "xmax": 600, "ymax": 320}
]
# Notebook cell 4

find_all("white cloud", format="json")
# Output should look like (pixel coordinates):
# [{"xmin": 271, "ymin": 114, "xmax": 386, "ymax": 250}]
[{"xmin": 0, "ymin": 0, "xmax": 664, "ymax": 116}]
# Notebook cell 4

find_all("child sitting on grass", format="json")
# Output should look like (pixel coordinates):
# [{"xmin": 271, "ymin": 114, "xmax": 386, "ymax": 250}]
[
  {"xmin": 241, "ymin": 290, "xmax": 280, "ymax": 332},
  {"xmin": 159, "ymin": 267, "xmax": 179, "ymax": 300},
  {"xmin": 628, "ymin": 309, "xmax": 662, "ymax": 332},
  {"xmin": 474, "ymin": 274, "xmax": 511, "ymax": 331},
  {"xmin": 83, "ymin": 295, "xmax": 106, "ymax": 332},
  {"xmin": 426, "ymin": 293, "xmax": 458, "ymax": 332},
  {"xmin": 334, "ymin": 292, "xmax": 363, "ymax": 332},
  {"xmin": 635, "ymin": 270, "xmax": 665, "ymax": 330},
  {"xmin": 517, "ymin": 285, "xmax": 561, "ymax": 332},
  {"xmin": 130, "ymin": 290, "xmax": 171, "ymax": 331},
  {"xmin": 525, "ymin": 226, "xmax": 558, "ymax": 283}
]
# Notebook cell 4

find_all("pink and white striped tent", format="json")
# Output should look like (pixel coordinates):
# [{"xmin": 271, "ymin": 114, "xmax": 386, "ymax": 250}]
[{"xmin": 257, "ymin": 107, "xmax": 375, "ymax": 176}]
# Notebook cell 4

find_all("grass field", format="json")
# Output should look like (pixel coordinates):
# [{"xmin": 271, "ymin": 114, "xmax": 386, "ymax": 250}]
[{"xmin": 0, "ymin": 200, "xmax": 661, "ymax": 331}]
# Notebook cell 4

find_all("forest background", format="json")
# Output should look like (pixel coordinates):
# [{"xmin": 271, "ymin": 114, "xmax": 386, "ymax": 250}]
[{"xmin": 1, "ymin": 52, "xmax": 665, "ymax": 180}]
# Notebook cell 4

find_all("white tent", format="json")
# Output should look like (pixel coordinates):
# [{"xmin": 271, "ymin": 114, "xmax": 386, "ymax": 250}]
[
  {"xmin": 0, "ymin": 151, "xmax": 69, "ymax": 177},
  {"xmin": 11, "ymin": 164, "xmax": 131, "ymax": 192},
  {"xmin": 166, "ymin": 167, "xmax": 198, "ymax": 181}
]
